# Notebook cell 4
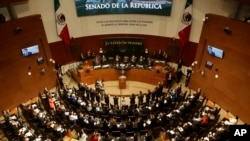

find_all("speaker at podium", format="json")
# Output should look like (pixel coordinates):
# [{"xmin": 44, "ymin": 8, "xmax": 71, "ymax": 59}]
[{"xmin": 119, "ymin": 75, "xmax": 126, "ymax": 89}]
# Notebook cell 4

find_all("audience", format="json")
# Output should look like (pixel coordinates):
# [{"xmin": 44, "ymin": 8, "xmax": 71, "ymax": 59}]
[{"xmin": 0, "ymin": 54, "xmax": 242, "ymax": 141}]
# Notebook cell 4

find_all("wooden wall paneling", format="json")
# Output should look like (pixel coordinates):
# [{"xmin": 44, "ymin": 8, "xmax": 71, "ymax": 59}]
[
  {"xmin": 0, "ymin": 15, "xmax": 56, "ymax": 113},
  {"xmin": 189, "ymin": 13, "xmax": 250, "ymax": 123},
  {"xmin": 49, "ymin": 34, "xmax": 197, "ymax": 67}
]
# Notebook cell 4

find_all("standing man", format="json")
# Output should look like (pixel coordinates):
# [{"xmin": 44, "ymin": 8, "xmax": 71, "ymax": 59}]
[
  {"xmin": 138, "ymin": 91, "xmax": 144, "ymax": 106},
  {"xmin": 104, "ymin": 93, "xmax": 110, "ymax": 106},
  {"xmin": 130, "ymin": 93, "xmax": 135, "ymax": 105},
  {"xmin": 113, "ymin": 96, "xmax": 119, "ymax": 107},
  {"xmin": 146, "ymin": 90, "xmax": 151, "ymax": 104}
]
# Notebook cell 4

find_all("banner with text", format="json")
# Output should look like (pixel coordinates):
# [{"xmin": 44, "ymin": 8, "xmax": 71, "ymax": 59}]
[{"xmin": 75, "ymin": 0, "xmax": 173, "ymax": 16}]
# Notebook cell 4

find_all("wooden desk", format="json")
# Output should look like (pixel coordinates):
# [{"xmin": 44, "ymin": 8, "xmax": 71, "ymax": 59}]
[{"xmin": 76, "ymin": 68, "xmax": 166, "ymax": 85}]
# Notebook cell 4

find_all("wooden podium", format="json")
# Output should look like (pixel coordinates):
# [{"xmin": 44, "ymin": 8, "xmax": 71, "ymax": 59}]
[{"xmin": 119, "ymin": 76, "xmax": 126, "ymax": 89}]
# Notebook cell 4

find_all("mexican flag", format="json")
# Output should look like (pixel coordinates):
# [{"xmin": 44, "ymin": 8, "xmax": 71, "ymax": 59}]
[
  {"xmin": 178, "ymin": 0, "xmax": 192, "ymax": 47},
  {"xmin": 54, "ymin": 0, "xmax": 70, "ymax": 46}
]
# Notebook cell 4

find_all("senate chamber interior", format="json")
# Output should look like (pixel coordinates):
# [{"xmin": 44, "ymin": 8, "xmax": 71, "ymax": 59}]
[{"xmin": 0, "ymin": 0, "xmax": 250, "ymax": 141}]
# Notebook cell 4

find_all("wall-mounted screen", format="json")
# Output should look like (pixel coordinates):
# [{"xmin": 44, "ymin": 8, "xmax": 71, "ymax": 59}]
[
  {"xmin": 21, "ymin": 45, "xmax": 39, "ymax": 57},
  {"xmin": 75, "ymin": 0, "xmax": 173, "ymax": 16},
  {"xmin": 207, "ymin": 45, "xmax": 224, "ymax": 59}
]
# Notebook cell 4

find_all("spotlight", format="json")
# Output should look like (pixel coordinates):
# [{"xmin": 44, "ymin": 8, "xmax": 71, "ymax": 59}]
[
  {"xmin": 49, "ymin": 58, "xmax": 55, "ymax": 64},
  {"xmin": 191, "ymin": 61, "xmax": 198, "ymax": 67},
  {"xmin": 215, "ymin": 68, "xmax": 219, "ymax": 78},
  {"xmin": 202, "ymin": 17, "xmax": 208, "ymax": 22},
  {"xmin": 215, "ymin": 74, "xmax": 219, "ymax": 79},
  {"xmin": 201, "ymin": 70, "xmax": 205, "ymax": 76}
]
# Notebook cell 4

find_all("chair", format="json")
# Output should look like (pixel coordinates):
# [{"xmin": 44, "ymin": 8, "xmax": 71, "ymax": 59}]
[
  {"xmin": 139, "ymin": 130, "xmax": 148, "ymax": 136},
  {"xmin": 112, "ymin": 131, "xmax": 121, "ymax": 137},
  {"xmin": 85, "ymin": 128, "xmax": 92, "ymax": 134},
  {"xmin": 126, "ymin": 131, "xmax": 134, "ymax": 137},
  {"xmin": 101, "ymin": 114, "xmax": 109, "ymax": 120},
  {"xmin": 114, "ymin": 116, "xmax": 121, "ymax": 122},
  {"xmin": 128, "ymin": 116, "xmax": 135, "ymax": 121},
  {"xmin": 98, "ymin": 129, "xmax": 106, "ymax": 136},
  {"xmin": 141, "ymin": 114, "xmax": 148, "ymax": 120},
  {"xmin": 122, "ymin": 105, "xmax": 128, "ymax": 110}
]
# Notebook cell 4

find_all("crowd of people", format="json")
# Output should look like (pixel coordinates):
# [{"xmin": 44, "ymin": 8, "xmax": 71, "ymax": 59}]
[
  {"xmin": 83, "ymin": 48, "xmax": 172, "ymax": 71},
  {"xmin": 1, "ymin": 74, "xmax": 239, "ymax": 141},
  {"xmin": 0, "ymin": 49, "xmax": 240, "ymax": 141}
]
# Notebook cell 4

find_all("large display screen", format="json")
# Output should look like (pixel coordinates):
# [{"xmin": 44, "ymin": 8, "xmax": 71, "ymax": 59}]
[
  {"xmin": 207, "ymin": 45, "xmax": 224, "ymax": 59},
  {"xmin": 21, "ymin": 45, "xmax": 39, "ymax": 57},
  {"xmin": 75, "ymin": 0, "xmax": 173, "ymax": 16}
]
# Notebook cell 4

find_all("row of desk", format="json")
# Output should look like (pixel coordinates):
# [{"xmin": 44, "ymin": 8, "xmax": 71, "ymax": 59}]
[{"xmin": 73, "ymin": 66, "xmax": 170, "ymax": 87}]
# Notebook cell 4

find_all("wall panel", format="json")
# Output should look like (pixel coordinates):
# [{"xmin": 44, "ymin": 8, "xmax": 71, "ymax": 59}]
[
  {"xmin": 189, "ymin": 14, "xmax": 250, "ymax": 123},
  {"xmin": 0, "ymin": 15, "xmax": 56, "ymax": 112}
]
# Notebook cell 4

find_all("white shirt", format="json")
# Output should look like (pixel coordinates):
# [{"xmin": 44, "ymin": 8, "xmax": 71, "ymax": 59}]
[{"xmin": 79, "ymin": 133, "xmax": 87, "ymax": 141}]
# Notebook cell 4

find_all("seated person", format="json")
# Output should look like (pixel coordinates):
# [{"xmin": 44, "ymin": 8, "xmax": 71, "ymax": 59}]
[
  {"xmin": 201, "ymin": 114, "xmax": 209, "ymax": 127},
  {"xmin": 130, "ymin": 55, "xmax": 137, "ymax": 66},
  {"xmin": 223, "ymin": 117, "xmax": 237, "ymax": 125},
  {"xmin": 137, "ymin": 55, "xmax": 144, "ymax": 65},
  {"xmin": 123, "ymin": 56, "xmax": 129, "ymax": 64},
  {"xmin": 115, "ymin": 54, "xmax": 120, "ymax": 64},
  {"xmin": 48, "ymin": 96, "xmax": 56, "ymax": 111},
  {"xmin": 101, "ymin": 54, "xmax": 108, "ymax": 65},
  {"xmin": 94, "ymin": 55, "xmax": 101, "ymax": 67}
]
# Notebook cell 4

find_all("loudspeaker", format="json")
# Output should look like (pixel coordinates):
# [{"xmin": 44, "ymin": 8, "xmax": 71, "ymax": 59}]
[
  {"xmin": 15, "ymin": 27, "xmax": 22, "ymax": 33},
  {"xmin": 223, "ymin": 27, "xmax": 232, "ymax": 35}
]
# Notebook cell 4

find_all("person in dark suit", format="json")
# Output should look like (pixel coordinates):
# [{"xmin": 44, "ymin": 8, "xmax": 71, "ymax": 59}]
[
  {"xmin": 113, "ymin": 96, "xmax": 119, "ymax": 107},
  {"xmin": 78, "ymin": 83, "xmax": 86, "ymax": 97},
  {"xmin": 96, "ymin": 93, "xmax": 101, "ymax": 104},
  {"xmin": 146, "ymin": 90, "xmax": 151, "ymax": 104},
  {"xmin": 138, "ymin": 91, "xmax": 144, "ymax": 106},
  {"xmin": 90, "ymin": 88, "xmax": 96, "ymax": 102},
  {"xmin": 158, "ymin": 81, "xmax": 164, "ymax": 95},
  {"xmin": 145, "ymin": 130, "xmax": 153, "ymax": 141},
  {"xmin": 104, "ymin": 93, "xmax": 110, "ymax": 106},
  {"xmin": 102, "ymin": 132, "xmax": 113, "ymax": 141},
  {"xmin": 85, "ymin": 85, "xmax": 90, "ymax": 100},
  {"xmin": 176, "ymin": 69, "xmax": 183, "ymax": 83},
  {"xmin": 167, "ymin": 72, "xmax": 173, "ymax": 89},
  {"xmin": 130, "ymin": 94, "xmax": 135, "ymax": 105},
  {"xmin": 177, "ymin": 59, "xmax": 183, "ymax": 70}
]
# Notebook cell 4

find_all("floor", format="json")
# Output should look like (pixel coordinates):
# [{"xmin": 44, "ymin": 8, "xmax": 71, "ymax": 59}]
[{"xmin": 59, "ymin": 72, "xmax": 192, "ymax": 106}]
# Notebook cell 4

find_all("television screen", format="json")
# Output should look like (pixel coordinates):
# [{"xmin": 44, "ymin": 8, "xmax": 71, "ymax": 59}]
[
  {"xmin": 207, "ymin": 45, "xmax": 224, "ymax": 59},
  {"xmin": 75, "ymin": 0, "xmax": 173, "ymax": 16},
  {"xmin": 21, "ymin": 45, "xmax": 39, "ymax": 57}
]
